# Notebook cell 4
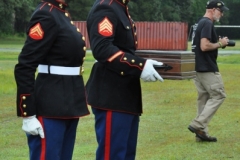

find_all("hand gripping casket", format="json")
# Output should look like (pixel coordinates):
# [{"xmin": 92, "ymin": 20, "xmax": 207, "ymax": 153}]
[{"xmin": 135, "ymin": 50, "xmax": 196, "ymax": 80}]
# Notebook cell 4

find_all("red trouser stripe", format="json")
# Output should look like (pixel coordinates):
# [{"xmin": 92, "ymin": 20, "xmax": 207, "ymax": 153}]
[
  {"xmin": 104, "ymin": 111, "xmax": 112, "ymax": 160},
  {"xmin": 38, "ymin": 116, "xmax": 46, "ymax": 160}
]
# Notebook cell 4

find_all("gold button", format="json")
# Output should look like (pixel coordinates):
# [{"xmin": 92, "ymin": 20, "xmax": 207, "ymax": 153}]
[
  {"xmin": 82, "ymin": 36, "xmax": 85, "ymax": 41},
  {"xmin": 134, "ymin": 33, "xmax": 137, "ymax": 36},
  {"xmin": 59, "ymin": 4, "xmax": 63, "ymax": 9},
  {"xmin": 121, "ymin": 72, "xmax": 124, "ymax": 75},
  {"xmin": 23, "ymin": 112, "xmax": 27, "ymax": 116},
  {"xmin": 139, "ymin": 63, "xmax": 143, "ymax": 67},
  {"xmin": 48, "ymin": 3, "xmax": 51, "ymax": 6},
  {"xmin": 77, "ymin": 28, "xmax": 80, "ymax": 32},
  {"xmin": 135, "ymin": 41, "xmax": 138, "ymax": 45},
  {"xmin": 126, "ymin": 26, "xmax": 130, "ymax": 29},
  {"xmin": 129, "ymin": 15, "xmax": 131, "ymax": 18},
  {"xmin": 80, "ymin": 66, "xmax": 84, "ymax": 75},
  {"xmin": 83, "ymin": 46, "xmax": 86, "ymax": 51},
  {"xmin": 22, "ymin": 96, "xmax": 26, "ymax": 100},
  {"xmin": 23, "ymin": 104, "xmax": 26, "ymax": 108},
  {"xmin": 124, "ymin": 57, "xmax": 127, "ymax": 60},
  {"xmin": 131, "ymin": 59, "xmax": 135, "ymax": 63},
  {"xmin": 132, "ymin": 24, "xmax": 135, "ymax": 27},
  {"xmin": 71, "ymin": 21, "xmax": 74, "ymax": 25},
  {"xmin": 81, "ymin": 66, "xmax": 84, "ymax": 73},
  {"xmin": 65, "ymin": 13, "xmax": 68, "ymax": 17}
]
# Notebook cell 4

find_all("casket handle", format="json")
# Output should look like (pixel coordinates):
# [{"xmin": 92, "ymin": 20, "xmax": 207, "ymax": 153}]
[{"xmin": 154, "ymin": 64, "xmax": 173, "ymax": 71}]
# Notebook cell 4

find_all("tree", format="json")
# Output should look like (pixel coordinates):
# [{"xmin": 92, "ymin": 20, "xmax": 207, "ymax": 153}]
[
  {"xmin": 129, "ymin": 0, "xmax": 192, "ymax": 22},
  {"xmin": 0, "ymin": 0, "xmax": 38, "ymax": 35},
  {"xmin": 216, "ymin": 0, "xmax": 240, "ymax": 39},
  {"xmin": 14, "ymin": 0, "xmax": 38, "ymax": 34},
  {"xmin": 129, "ymin": 0, "xmax": 162, "ymax": 21},
  {"xmin": 1, "ymin": 0, "xmax": 240, "ymax": 37},
  {"xmin": 0, "ymin": 0, "xmax": 16, "ymax": 34},
  {"xmin": 67, "ymin": 0, "xmax": 95, "ymax": 21}
]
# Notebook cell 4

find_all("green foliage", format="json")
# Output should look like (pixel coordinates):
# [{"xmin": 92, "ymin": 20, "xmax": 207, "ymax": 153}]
[
  {"xmin": 128, "ymin": 0, "xmax": 193, "ymax": 22},
  {"xmin": 188, "ymin": 0, "xmax": 206, "ymax": 25},
  {"xmin": 1, "ymin": 0, "xmax": 240, "ymax": 36},
  {"xmin": 68, "ymin": 0, "xmax": 95, "ymax": 21},
  {"xmin": 129, "ymin": 0, "xmax": 162, "ymax": 21},
  {"xmin": 0, "ymin": 0, "xmax": 15, "ymax": 34},
  {"xmin": 0, "ymin": 0, "xmax": 38, "ymax": 34},
  {"xmin": 227, "ymin": 1, "xmax": 240, "ymax": 25},
  {"xmin": 14, "ymin": 0, "xmax": 37, "ymax": 32}
]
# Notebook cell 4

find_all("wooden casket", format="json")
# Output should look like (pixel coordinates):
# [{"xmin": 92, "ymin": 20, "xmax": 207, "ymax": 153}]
[{"xmin": 135, "ymin": 50, "xmax": 196, "ymax": 80}]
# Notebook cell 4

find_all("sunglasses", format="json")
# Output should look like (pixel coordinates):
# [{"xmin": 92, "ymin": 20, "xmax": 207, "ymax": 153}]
[{"xmin": 215, "ymin": 8, "xmax": 223, "ymax": 13}]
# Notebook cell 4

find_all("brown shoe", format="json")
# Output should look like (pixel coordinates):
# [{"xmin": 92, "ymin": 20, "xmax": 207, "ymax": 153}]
[
  {"xmin": 195, "ymin": 135, "xmax": 217, "ymax": 142},
  {"xmin": 188, "ymin": 125, "xmax": 217, "ymax": 142}
]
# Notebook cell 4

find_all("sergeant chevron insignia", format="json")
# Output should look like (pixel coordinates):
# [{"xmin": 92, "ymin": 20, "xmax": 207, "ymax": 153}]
[
  {"xmin": 29, "ymin": 23, "xmax": 44, "ymax": 40},
  {"xmin": 98, "ymin": 17, "xmax": 113, "ymax": 37}
]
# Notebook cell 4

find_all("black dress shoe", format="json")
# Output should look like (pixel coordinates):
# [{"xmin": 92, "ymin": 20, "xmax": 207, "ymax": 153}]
[{"xmin": 188, "ymin": 125, "xmax": 217, "ymax": 142}]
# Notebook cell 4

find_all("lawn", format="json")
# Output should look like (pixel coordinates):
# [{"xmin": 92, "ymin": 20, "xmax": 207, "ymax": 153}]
[{"xmin": 0, "ymin": 36, "xmax": 240, "ymax": 160}]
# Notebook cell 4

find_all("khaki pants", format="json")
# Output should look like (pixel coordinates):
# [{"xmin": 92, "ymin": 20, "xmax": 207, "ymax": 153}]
[{"xmin": 190, "ymin": 72, "xmax": 226, "ymax": 134}]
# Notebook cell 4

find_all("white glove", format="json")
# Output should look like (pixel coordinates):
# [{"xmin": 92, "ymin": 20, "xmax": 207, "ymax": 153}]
[
  {"xmin": 140, "ymin": 59, "xmax": 164, "ymax": 82},
  {"xmin": 22, "ymin": 115, "xmax": 45, "ymax": 138}
]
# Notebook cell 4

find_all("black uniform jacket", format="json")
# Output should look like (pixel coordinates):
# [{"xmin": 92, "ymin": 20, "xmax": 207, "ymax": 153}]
[
  {"xmin": 14, "ymin": 0, "xmax": 89, "ymax": 118},
  {"xmin": 86, "ymin": 0, "xmax": 147, "ymax": 114}
]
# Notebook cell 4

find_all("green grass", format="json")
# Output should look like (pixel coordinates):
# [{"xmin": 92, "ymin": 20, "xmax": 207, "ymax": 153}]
[
  {"xmin": 1, "ymin": 37, "xmax": 240, "ymax": 160},
  {"xmin": 0, "ymin": 36, "xmax": 25, "ymax": 49}
]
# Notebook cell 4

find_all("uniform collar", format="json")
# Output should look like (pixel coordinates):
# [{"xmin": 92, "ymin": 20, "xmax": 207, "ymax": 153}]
[{"xmin": 42, "ymin": 0, "xmax": 67, "ymax": 10}]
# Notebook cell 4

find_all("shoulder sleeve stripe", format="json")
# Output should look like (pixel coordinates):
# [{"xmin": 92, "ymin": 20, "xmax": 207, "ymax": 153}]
[{"xmin": 108, "ymin": 51, "xmax": 124, "ymax": 62}]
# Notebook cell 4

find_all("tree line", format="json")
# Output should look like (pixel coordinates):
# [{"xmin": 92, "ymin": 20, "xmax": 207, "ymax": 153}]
[{"xmin": 1, "ymin": 0, "xmax": 240, "ymax": 38}]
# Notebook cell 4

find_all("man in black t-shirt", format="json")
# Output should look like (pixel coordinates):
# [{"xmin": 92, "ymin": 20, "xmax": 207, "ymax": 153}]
[{"xmin": 188, "ymin": 0, "xmax": 229, "ymax": 142}]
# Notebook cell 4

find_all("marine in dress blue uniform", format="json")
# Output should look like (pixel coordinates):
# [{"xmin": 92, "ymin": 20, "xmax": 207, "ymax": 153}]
[
  {"xmin": 86, "ymin": 0, "xmax": 163, "ymax": 159},
  {"xmin": 14, "ymin": 0, "xmax": 89, "ymax": 159}
]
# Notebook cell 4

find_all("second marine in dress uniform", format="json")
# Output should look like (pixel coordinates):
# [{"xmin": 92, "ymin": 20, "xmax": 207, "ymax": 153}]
[
  {"xmin": 14, "ymin": 0, "xmax": 89, "ymax": 159},
  {"xmin": 86, "ymin": 0, "xmax": 164, "ymax": 159}
]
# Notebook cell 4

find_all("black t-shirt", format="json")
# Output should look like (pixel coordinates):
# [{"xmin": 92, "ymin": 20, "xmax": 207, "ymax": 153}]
[{"xmin": 191, "ymin": 17, "xmax": 219, "ymax": 72}]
